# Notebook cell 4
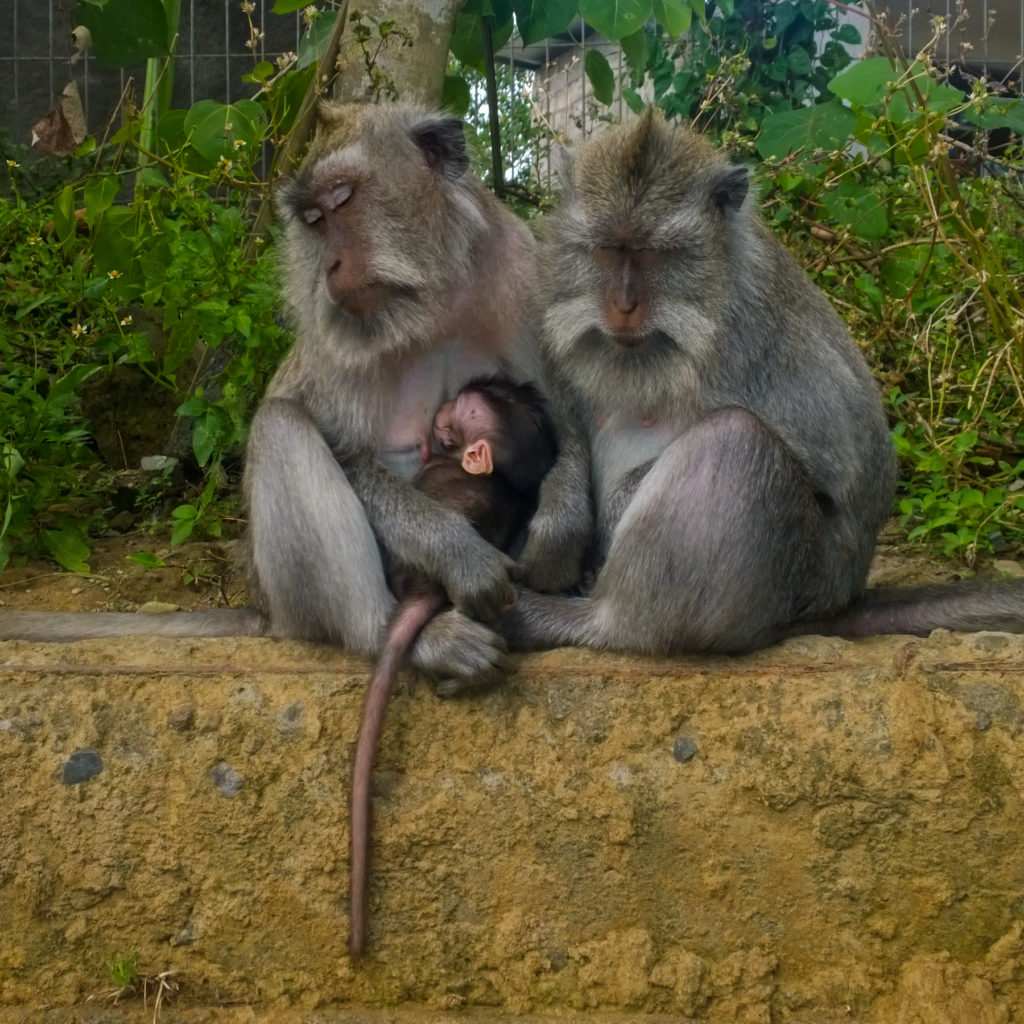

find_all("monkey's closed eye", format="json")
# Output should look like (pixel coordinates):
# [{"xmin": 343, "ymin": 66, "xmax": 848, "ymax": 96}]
[{"xmin": 326, "ymin": 183, "xmax": 354, "ymax": 211}]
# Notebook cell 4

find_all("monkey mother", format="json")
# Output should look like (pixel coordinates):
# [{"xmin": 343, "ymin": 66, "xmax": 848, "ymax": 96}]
[{"xmin": 242, "ymin": 103, "xmax": 587, "ymax": 690}]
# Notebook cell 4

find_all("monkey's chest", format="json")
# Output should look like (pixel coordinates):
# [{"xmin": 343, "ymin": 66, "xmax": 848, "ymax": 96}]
[
  {"xmin": 377, "ymin": 340, "xmax": 505, "ymax": 481},
  {"xmin": 591, "ymin": 414, "xmax": 680, "ymax": 507}
]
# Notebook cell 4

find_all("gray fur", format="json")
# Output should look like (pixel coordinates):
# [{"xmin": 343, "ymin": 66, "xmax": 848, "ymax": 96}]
[{"xmin": 504, "ymin": 112, "xmax": 1023, "ymax": 655}]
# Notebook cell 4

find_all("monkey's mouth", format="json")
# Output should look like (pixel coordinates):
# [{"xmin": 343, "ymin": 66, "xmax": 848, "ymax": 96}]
[
  {"xmin": 607, "ymin": 328, "xmax": 652, "ymax": 350},
  {"xmin": 332, "ymin": 282, "xmax": 415, "ymax": 319}
]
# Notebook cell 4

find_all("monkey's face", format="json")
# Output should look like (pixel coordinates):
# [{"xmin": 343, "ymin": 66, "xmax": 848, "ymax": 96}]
[
  {"xmin": 276, "ymin": 105, "xmax": 484, "ymax": 355},
  {"xmin": 541, "ymin": 112, "xmax": 750, "ymax": 383},
  {"xmin": 432, "ymin": 391, "xmax": 501, "ymax": 457}
]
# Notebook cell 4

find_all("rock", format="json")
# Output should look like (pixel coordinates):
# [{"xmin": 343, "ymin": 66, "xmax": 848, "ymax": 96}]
[
  {"xmin": 209, "ymin": 762, "xmax": 242, "ymax": 798},
  {"xmin": 672, "ymin": 736, "xmax": 698, "ymax": 763},
  {"xmin": 168, "ymin": 703, "xmax": 197, "ymax": 732},
  {"xmin": 61, "ymin": 748, "xmax": 103, "ymax": 785},
  {"xmin": 993, "ymin": 559, "xmax": 1024, "ymax": 579}
]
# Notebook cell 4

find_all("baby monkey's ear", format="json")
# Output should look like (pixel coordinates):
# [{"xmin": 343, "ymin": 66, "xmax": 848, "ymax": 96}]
[{"xmin": 461, "ymin": 440, "xmax": 494, "ymax": 476}]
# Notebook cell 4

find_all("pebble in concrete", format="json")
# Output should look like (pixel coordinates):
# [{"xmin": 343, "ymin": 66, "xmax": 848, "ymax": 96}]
[
  {"xmin": 209, "ymin": 762, "xmax": 243, "ymax": 798},
  {"xmin": 62, "ymin": 748, "xmax": 103, "ymax": 785},
  {"xmin": 673, "ymin": 736, "xmax": 699, "ymax": 763}
]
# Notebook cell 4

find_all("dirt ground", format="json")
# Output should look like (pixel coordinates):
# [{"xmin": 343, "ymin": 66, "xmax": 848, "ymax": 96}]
[{"xmin": 0, "ymin": 522, "xmax": 1019, "ymax": 618}]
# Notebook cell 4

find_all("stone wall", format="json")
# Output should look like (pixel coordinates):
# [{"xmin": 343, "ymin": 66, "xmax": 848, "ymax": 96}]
[{"xmin": 2, "ymin": 630, "xmax": 1024, "ymax": 1022}]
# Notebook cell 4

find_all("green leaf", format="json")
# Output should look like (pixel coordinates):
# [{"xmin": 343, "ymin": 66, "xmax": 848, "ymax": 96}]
[
  {"xmin": 441, "ymin": 74, "xmax": 472, "ymax": 117},
  {"xmin": 91, "ymin": 206, "xmax": 138, "ymax": 279},
  {"xmin": 836, "ymin": 22, "xmax": 861, "ymax": 44},
  {"xmin": 450, "ymin": 0, "xmax": 515, "ymax": 67},
  {"xmin": 183, "ymin": 99, "xmax": 267, "ymax": 166},
  {"xmin": 821, "ymin": 180, "xmax": 889, "ymax": 240},
  {"xmin": 828, "ymin": 56, "xmax": 897, "ymax": 107},
  {"xmin": 960, "ymin": 96, "xmax": 1024, "ymax": 134},
  {"xmin": 954, "ymin": 430, "xmax": 979, "ymax": 453},
  {"xmin": 756, "ymin": 99, "xmax": 857, "ymax": 160},
  {"xmin": 42, "ymin": 530, "xmax": 91, "ymax": 573},
  {"xmin": 653, "ymin": 0, "xmax": 692, "ymax": 35},
  {"xmin": 83, "ymin": 174, "xmax": 120, "ymax": 228},
  {"xmin": 579, "ymin": 0, "xmax": 653, "ymax": 41},
  {"xmin": 786, "ymin": 48, "xmax": 812, "ymax": 75},
  {"xmin": 297, "ymin": 10, "xmax": 339, "ymax": 70},
  {"xmin": 512, "ymin": 0, "xmax": 577, "ymax": 45},
  {"xmin": 74, "ymin": 0, "xmax": 169, "ymax": 66},
  {"xmin": 620, "ymin": 28, "xmax": 649, "ymax": 69},
  {"xmin": 585, "ymin": 49, "xmax": 616, "ymax": 106},
  {"xmin": 192, "ymin": 409, "xmax": 226, "ymax": 466},
  {"xmin": 129, "ymin": 551, "xmax": 166, "ymax": 568},
  {"xmin": 51, "ymin": 184, "xmax": 77, "ymax": 245},
  {"xmin": 622, "ymin": 88, "xmax": 647, "ymax": 115},
  {"xmin": 170, "ymin": 518, "xmax": 195, "ymax": 546},
  {"xmin": 450, "ymin": 10, "xmax": 486, "ymax": 69},
  {"xmin": 242, "ymin": 60, "xmax": 275, "ymax": 85},
  {"xmin": 272, "ymin": 0, "xmax": 313, "ymax": 11},
  {"xmin": 47, "ymin": 364, "xmax": 102, "ymax": 404},
  {"xmin": 1, "ymin": 444, "xmax": 25, "ymax": 481}
]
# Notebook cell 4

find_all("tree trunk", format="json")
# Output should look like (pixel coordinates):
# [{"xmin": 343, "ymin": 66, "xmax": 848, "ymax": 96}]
[{"xmin": 334, "ymin": 0, "xmax": 467, "ymax": 106}]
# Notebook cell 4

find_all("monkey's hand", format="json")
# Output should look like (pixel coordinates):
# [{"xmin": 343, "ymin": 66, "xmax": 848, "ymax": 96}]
[
  {"xmin": 518, "ymin": 433, "xmax": 593, "ymax": 593},
  {"xmin": 439, "ymin": 533, "xmax": 517, "ymax": 624}
]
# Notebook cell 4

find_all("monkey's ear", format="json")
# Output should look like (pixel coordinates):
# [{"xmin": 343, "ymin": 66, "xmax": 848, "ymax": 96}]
[
  {"xmin": 410, "ymin": 117, "xmax": 470, "ymax": 181},
  {"xmin": 461, "ymin": 440, "xmax": 494, "ymax": 476},
  {"xmin": 315, "ymin": 100, "xmax": 349, "ymax": 132},
  {"xmin": 712, "ymin": 165, "xmax": 749, "ymax": 214}
]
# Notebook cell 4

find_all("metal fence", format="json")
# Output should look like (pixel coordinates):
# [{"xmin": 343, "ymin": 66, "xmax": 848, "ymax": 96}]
[
  {"xmin": 2, "ymin": 1, "xmax": 1020, "ymax": 156},
  {"xmin": 0, "ymin": 0, "xmax": 305, "ymax": 148}
]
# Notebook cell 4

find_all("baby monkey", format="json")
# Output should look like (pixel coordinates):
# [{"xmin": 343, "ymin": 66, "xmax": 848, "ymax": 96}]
[{"xmin": 349, "ymin": 374, "xmax": 558, "ymax": 955}]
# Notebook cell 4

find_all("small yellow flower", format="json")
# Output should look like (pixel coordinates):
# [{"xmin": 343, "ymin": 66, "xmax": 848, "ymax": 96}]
[
  {"xmin": 233, "ymin": 138, "xmax": 247, "ymax": 150},
  {"xmin": 6, "ymin": 159, "xmax": 19, "ymax": 169},
  {"xmin": 27, "ymin": 235, "xmax": 42, "ymax": 246},
  {"xmin": 120, "ymin": 314, "xmax": 134, "ymax": 327},
  {"xmin": 71, "ymin": 323, "xmax": 89, "ymax": 338},
  {"xmin": 218, "ymin": 156, "xmax": 234, "ymax": 173},
  {"xmin": 107, "ymin": 269, "xmax": 120, "ymax": 279}
]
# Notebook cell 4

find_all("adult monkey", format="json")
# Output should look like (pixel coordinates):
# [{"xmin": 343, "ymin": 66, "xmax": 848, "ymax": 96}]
[
  {"xmin": 0, "ymin": 103, "xmax": 591, "ymax": 687},
  {"xmin": 502, "ymin": 109, "xmax": 1024, "ymax": 656}
]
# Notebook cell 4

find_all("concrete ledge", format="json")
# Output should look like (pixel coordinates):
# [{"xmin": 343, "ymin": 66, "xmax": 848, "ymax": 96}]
[{"xmin": 3, "ymin": 631, "xmax": 1024, "ymax": 1022}]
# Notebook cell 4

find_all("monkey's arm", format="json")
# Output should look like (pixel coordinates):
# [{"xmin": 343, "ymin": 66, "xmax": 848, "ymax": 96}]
[
  {"xmin": 518, "ymin": 423, "xmax": 593, "ymax": 593},
  {"xmin": 344, "ymin": 452, "xmax": 515, "ymax": 624}
]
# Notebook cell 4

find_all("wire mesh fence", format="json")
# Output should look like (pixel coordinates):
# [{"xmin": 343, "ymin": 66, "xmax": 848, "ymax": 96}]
[{"xmin": 0, "ymin": 0, "xmax": 304, "ymax": 148}]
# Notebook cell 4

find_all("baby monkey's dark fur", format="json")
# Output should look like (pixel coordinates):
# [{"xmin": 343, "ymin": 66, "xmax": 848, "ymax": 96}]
[{"xmin": 349, "ymin": 375, "xmax": 557, "ymax": 956}]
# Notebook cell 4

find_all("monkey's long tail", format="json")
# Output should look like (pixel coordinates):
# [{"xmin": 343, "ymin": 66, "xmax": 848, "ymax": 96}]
[
  {"xmin": 799, "ymin": 579, "xmax": 1024, "ymax": 638},
  {"xmin": 349, "ymin": 591, "xmax": 446, "ymax": 956},
  {"xmin": 0, "ymin": 608, "xmax": 267, "ymax": 641}
]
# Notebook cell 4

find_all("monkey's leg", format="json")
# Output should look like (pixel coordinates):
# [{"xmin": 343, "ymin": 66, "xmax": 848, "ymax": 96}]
[
  {"xmin": 247, "ymin": 399, "xmax": 509, "ymax": 683},
  {"xmin": 507, "ymin": 408, "xmax": 829, "ymax": 656},
  {"xmin": 593, "ymin": 407, "xmax": 829, "ymax": 653},
  {"xmin": 246, "ymin": 398, "xmax": 394, "ymax": 652}
]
